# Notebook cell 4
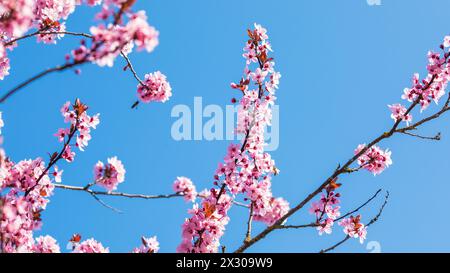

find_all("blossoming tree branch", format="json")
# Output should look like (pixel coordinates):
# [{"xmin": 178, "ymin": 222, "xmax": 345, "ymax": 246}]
[{"xmin": 1, "ymin": 0, "xmax": 449, "ymax": 253}]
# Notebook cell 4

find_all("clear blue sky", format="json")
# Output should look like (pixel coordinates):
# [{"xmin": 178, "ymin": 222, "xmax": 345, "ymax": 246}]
[{"xmin": 2, "ymin": 0, "xmax": 450, "ymax": 253}]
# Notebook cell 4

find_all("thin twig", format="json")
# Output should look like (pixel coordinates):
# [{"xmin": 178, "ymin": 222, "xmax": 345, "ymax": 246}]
[
  {"xmin": 120, "ymin": 51, "xmax": 145, "ymax": 108},
  {"xmin": 55, "ymin": 183, "xmax": 191, "ymax": 199},
  {"xmin": 53, "ymin": 183, "xmax": 250, "ymax": 208},
  {"xmin": 398, "ymin": 131, "xmax": 441, "ymax": 141},
  {"xmin": 335, "ymin": 189, "xmax": 382, "ymax": 221},
  {"xmin": 4, "ymin": 30, "xmax": 93, "ymax": 46},
  {"xmin": 275, "ymin": 223, "xmax": 316, "ymax": 229},
  {"xmin": 89, "ymin": 193, "xmax": 123, "ymax": 213},
  {"xmin": 0, "ymin": 61, "xmax": 84, "ymax": 103}
]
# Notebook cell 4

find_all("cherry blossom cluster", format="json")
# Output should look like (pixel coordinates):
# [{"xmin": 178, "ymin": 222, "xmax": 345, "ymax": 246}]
[
  {"xmin": 0, "ymin": 0, "xmax": 35, "ymax": 39},
  {"xmin": 32, "ymin": 235, "xmax": 61, "ymax": 253},
  {"xmin": 1, "ymin": 103, "xmax": 158, "ymax": 253},
  {"xmin": 0, "ymin": 135, "xmax": 56, "ymax": 252},
  {"xmin": 338, "ymin": 215, "xmax": 367, "ymax": 244},
  {"xmin": 57, "ymin": 99, "xmax": 100, "ymax": 162},
  {"xmin": 355, "ymin": 144, "xmax": 392, "ymax": 176},
  {"xmin": 388, "ymin": 36, "xmax": 450, "ymax": 124},
  {"xmin": 388, "ymin": 104, "xmax": 412, "ymax": 125},
  {"xmin": 67, "ymin": 233, "xmax": 159, "ymax": 253},
  {"xmin": 0, "ymin": 100, "xmax": 99, "ymax": 253},
  {"xmin": 94, "ymin": 156, "xmax": 126, "ymax": 192},
  {"xmin": 34, "ymin": 0, "xmax": 76, "ymax": 44},
  {"xmin": 0, "ymin": 155, "xmax": 56, "ymax": 252},
  {"xmin": 308, "ymin": 182, "xmax": 368, "ymax": 244},
  {"xmin": 309, "ymin": 180, "xmax": 342, "ymax": 236},
  {"xmin": 0, "ymin": 0, "xmax": 34, "ymax": 80},
  {"xmin": 69, "ymin": 6, "xmax": 159, "ymax": 67},
  {"xmin": 173, "ymin": 176, "xmax": 197, "ymax": 202},
  {"xmin": 1, "ymin": 1, "xmax": 165, "ymax": 90},
  {"xmin": 223, "ymin": 23, "xmax": 288, "ymax": 225},
  {"xmin": 132, "ymin": 236, "xmax": 160, "ymax": 253},
  {"xmin": 0, "ymin": 44, "xmax": 10, "ymax": 80},
  {"xmin": 72, "ymin": 238, "xmax": 110, "ymax": 253},
  {"xmin": 137, "ymin": 71, "xmax": 172, "ymax": 104},
  {"xmin": 0, "ymin": 0, "xmax": 81, "ymax": 79},
  {"xmin": 177, "ymin": 189, "xmax": 232, "ymax": 253},
  {"xmin": 177, "ymin": 24, "xmax": 288, "ymax": 253}
]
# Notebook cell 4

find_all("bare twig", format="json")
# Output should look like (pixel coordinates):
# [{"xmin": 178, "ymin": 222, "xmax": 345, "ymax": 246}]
[
  {"xmin": 120, "ymin": 51, "xmax": 145, "ymax": 109},
  {"xmin": 53, "ymin": 183, "xmax": 250, "ymax": 208},
  {"xmin": 4, "ymin": 30, "xmax": 93, "ymax": 46},
  {"xmin": 398, "ymin": 131, "xmax": 441, "ymax": 141},
  {"xmin": 0, "ymin": 61, "xmax": 84, "ymax": 103},
  {"xmin": 335, "ymin": 189, "xmax": 382, "ymax": 221},
  {"xmin": 89, "ymin": 193, "xmax": 123, "ymax": 213},
  {"xmin": 274, "ymin": 223, "xmax": 316, "ymax": 229},
  {"xmin": 320, "ymin": 191, "xmax": 390, "ymax": 253},
  {"xmin": 244, "ymin": 202, "xmax": 254, "ymax": 243},
  {"xmin": 54, "ymin": 183, "xmax": 181, "ymax": 199}
]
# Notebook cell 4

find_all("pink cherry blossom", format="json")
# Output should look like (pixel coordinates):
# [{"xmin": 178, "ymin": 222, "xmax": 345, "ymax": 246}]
[
  {"xmin": 388, "ymin": 104, "xmax": 412, "ymax": 125},
  {"xmin": 173, "ymin": 177, "xmax": 197, "ymax": 202},
  {"xmin": 33, "ymin": 235, "xmax": 61, "ymax": 253},
  {"xmin": 62, "ymin": 145, "xmax": 75, "ymax": 162},
  {"xmin": 125, "ymin": 11, "xmax": 159, "ymax": 52},
  {"xmin": 0, "ymin": 55, "xmax": 10, "ymax": 80},
  {"xmin": 317, "ymin": 218, "xmax": 334, "ymax": 236},
  {"xmin": 72, "ymin": 238, "xmax": 109, "ymax": 253},
  {"xmin": 339, "ymin": 215, "xmax": 368, "ymax": 244},
  {"xmin": 34, "ymin": 0, "xmax": 76, "ymax": 44},
  {"xmin": 52, "ymin": 166, "xmax": 63, "ymax": 183},
  {"xmin": 132, "ymin": 236, "xmax": 160, "ymax": 253},
  {"xmin": 137, "ymin": 71, "xmax": 172, "ymax": 103},
  {"xmin": 355, "ymin": 144, "xmax": 392, "ymax": 175},
  {"xmin": 0, "ymin": 0, "xmax": 35, "ymax": 39},
  {"xmin": 0, "ymin": 154, "xmax": 55, "ymax": 252},
  {"xmin": 67, "ymin": 6, "xmax": 159, "ymax": 68},
  {"xmin": 400, "ymin": 49, "xmax": 450, "ymax": 112},
  {"xmin": 54, "ymin": 128, "xmax": 70, "ymax": 142},
  {"xmin": 59, "ymin": 100, "xmax": 100, "ymax": 153},
  {"xmin": 94, "ymin": 156, "xmax": 126, "ymax": 191},
  {"xmin": 177, "ymin": 189, "xmax": 232, "ymax": 253},
  {"xmin": 309, "ymin": 181, "xmax": 342, "ymax": 235},
  {"xmin": 444, "ymin": 36, "xmax": 450, "ymax": 48},
  {"xmin": 249, "ymin": 68, "xmax": 268, "ymax": 84}
]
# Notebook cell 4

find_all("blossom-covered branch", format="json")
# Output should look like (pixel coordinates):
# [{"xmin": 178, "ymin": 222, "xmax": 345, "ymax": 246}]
[
  {"xmin": 2, "ymin": 5, "xmax": 450, "ymax": 253},
  {"xmin": 176, "ymin": 23, "xmax": 287, "ymax": 253},
  {"xmin": 320, "ymin": 191, "xmax": 390, "ymax": 253},
  {"xmin": 234, "ymin": 34, "xmax": 450, "ymax": 253},
  {"xmin": 0, "ymin": 0, "xmax": 171, "ymax": 107},
  {"xmin": 0, "ymin": 98, "xmax": 100, "ymax": 252}
]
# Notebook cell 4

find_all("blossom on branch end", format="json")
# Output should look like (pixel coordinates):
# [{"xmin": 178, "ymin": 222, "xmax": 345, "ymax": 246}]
[
  {"xmin": 339, "ymin": 215, "xmax": 367, "ymax": 244},
  {"xmin": 94, "ymin": 156, "xmax": 126, "ymax": 192},
  {"xmin": 173, "ymin": 176, "xmax": 197, "ymax": 202},
  {"xmin": 355, "ymin": 144, "xmax": 392, "ymax": 175},
  {"xmin": 137, "ymin": 71, "xmax": 172, "ymax": 104}
]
